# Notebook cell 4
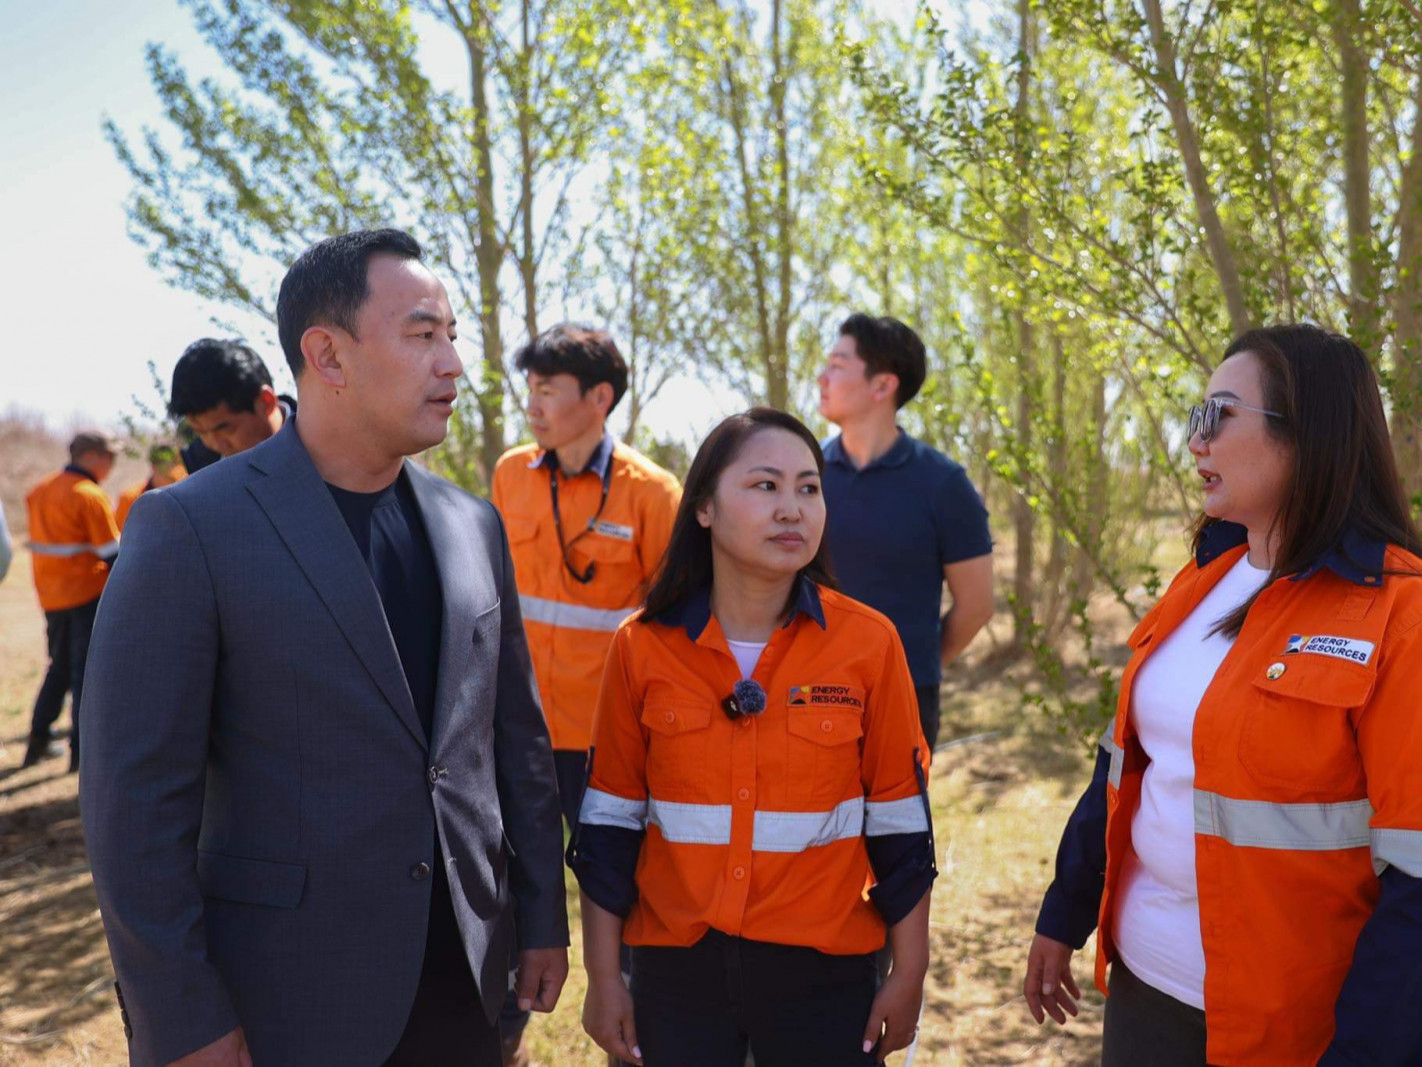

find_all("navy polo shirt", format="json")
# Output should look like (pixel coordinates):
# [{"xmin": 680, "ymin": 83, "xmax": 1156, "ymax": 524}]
[{"xmin": 821, "ymin": 430, "xmax": 992, "ymax": 687}]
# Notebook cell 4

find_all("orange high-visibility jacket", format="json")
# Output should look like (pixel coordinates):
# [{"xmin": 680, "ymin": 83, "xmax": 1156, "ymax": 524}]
[
  {"xmin": 1086, "ymin": 527, "xmax": 1422, "ymax": 1064},
  {"xmin": 573, "ymin": 580, "xmax": 935, "ymax": 956},
  {"xmin": 115, "ymin": 469, "xmax": 186, "ymax": 531},
  {"xmin": 26, "ymin": 467, "xmax": 121, "ymax": 611},
  {"xmin": 491, "ymin": 435, "xmax": 680, "ymax": 751}
]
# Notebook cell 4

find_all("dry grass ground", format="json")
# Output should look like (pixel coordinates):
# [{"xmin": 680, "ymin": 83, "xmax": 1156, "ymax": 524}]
[{"xmin": 0, "ymin": 545, "xmax": 1108, "ymax": 1066}]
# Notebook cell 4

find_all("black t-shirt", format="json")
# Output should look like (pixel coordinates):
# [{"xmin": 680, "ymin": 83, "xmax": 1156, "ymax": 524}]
[
  {"xmin": 326, "ymin": 470, "xmax": 474, "ymax": 992},
  {"xmin": 326, "ymin": 469, "xmax": 443, "ymax": 741}
]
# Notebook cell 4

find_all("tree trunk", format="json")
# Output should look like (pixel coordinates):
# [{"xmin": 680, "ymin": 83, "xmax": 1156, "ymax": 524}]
[
  {"xmin": 768, "ymin": 0, "xmax": 793, "ymax": 410},
  {"xmin": 1041, "ymin": 332, "xmax": 1071, "ymax": 637},
  {"xmin": 517, "ymin": 0, "xmax": 539, "ymax": 345},
  {"xmin": 1011, "ymin": 0, "xmax": 1036, "ymax": 648},
  {"xmin": 1390, "ymin": 72, "xmax": 1422, "ymax": 504},
  {"xmin": 1333, "ymin": 0, "xmax": 1382, "ymax": 351},
  {"xmin": 1141, "ymin": 0, "xmax": 1251, "ymax": 337},
  {"xmin": 466, "ymin": 18, "xmax": 506, "ymax": 482},
  {"xmin": 1073, "ymin": 370, "xmax": 1109, "ymax": 602}
]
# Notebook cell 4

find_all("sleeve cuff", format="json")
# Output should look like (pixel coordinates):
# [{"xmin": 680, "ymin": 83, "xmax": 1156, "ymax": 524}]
[
  {"xmin": 866, "ymin": 831, "xmax": 937, "ymax": 926},
  {"xmin": 1035, "ymin": 881, "xmax": 1098, "ymax": 950},
  {"xmin": 568, "ymin": 823, "xmax": 643, "ymax": 918}
]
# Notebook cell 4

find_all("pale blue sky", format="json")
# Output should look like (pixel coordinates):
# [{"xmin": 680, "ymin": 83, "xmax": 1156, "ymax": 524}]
[
  {"xmin": 0, "ymin": 0, "xmax": 747, "ymax": 443},
  {"xmin": 0, "ymin": 0, "xmax": 949, "ymax": 442}
]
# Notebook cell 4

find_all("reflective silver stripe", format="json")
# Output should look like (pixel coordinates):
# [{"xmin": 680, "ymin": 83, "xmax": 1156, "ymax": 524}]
[
  {"xmin": 519, "ymin": 594, "xmax": 635, "ymax": 633},
  {"xmin": 864, "ymin": 796, "xmax": 929, "ymax": 836},
  {"xmin": 28, "ymin": 539, "xmax": 114, "ymax": 559},
  {"xmin": 578, "ymin": 788, "xmax": 647, "ymax": 831},
  {"xmin": 1100, "ymin": 731, "xmax": 1124, "ymax": 789},
  {"xmin": 1371, "ymin": 828, "xmax": 1422, "ymax": 877},
  {"xmin": 647, "ymin": 798, "xmax": 733, "ymax": 845},
  {"xmin": 1194, "ymin": 790, "xmax": 1373, "ymax": 850},
  {"xmin": 755, "ymin": 797, "xmax": 865, "ymax": 852}
]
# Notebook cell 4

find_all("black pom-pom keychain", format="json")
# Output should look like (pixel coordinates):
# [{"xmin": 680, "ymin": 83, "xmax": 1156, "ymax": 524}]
[{"xmin": 721, "ymin": 679, "xmax": 767, "ymax": 721}]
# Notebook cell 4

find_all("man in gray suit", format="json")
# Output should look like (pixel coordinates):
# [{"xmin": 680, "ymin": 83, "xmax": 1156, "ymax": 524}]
[{"xmin": 81, "ymin": 229, "xmax": 569, "ymax": 1066}]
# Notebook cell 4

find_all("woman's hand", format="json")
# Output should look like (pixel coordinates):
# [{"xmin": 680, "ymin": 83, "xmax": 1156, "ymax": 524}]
[
  {"xmin": 582, "ymin": 971, "xmax": 642, "ymax": 1065},
  {"xmin": 1024, "ymin": 933, "xmax": 1082, "ymax": 1024},
  {"xmin": 861, "ymin": 963, "xmax": 926, "ymax": 1063}
]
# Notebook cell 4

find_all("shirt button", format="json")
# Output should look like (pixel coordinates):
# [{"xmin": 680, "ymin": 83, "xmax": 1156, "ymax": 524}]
[
  {"xmin": 664, "ymin": 711, "xmax": 676, "ymax": 724},
  {"xmin": 732, "ymin": 866, "xmax": 746, "ymax": 880},
  {"xmin": 820, "ymin": 720, "xmax": 833, "ymax": 733},
  {"xmin": 739, "ymin": 717, "xmax": 752, "ymax": 728},
  {"xmin": 737, "ymin": 788, "xmax": 750, "ymax": 801},
  {"xmin": 410, "ymin": 862, "xmax": 431, "ymax": 881}
]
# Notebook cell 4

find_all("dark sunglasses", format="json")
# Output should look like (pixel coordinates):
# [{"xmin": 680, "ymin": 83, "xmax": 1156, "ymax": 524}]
[{"xmin": 1187, "ymin": 396, "xmax": 1282, "ymax": 443}]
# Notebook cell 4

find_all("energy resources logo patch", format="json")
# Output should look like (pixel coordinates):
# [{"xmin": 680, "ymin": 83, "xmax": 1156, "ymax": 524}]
[
  {"xmin": 1282, "ymin": 634, "xmax": 1375, "ymax": 665},
  {"xmin": 787, "ymin": 685, "xmax": 864, "ymax": 709}
]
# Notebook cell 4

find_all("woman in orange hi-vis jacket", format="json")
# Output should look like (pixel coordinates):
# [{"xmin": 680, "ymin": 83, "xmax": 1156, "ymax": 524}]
[
  {"xmin": 568, "ymin": 408, "xmax": 936, "ymax": 1067},
  {"xmin": 1026, "ymin": 325, "xmax": 1422, "ymax": 1065}
]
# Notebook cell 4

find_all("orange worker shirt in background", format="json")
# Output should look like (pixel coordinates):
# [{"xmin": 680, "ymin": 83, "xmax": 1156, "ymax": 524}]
[
  {"xmin": 491, "ymin": 433, "xmax": 681, "ymax": 752},
  {"xmin": 26, "ymin": 468, "xmax": 121, "ymax": 611},
  {"xmin": 115, "ymin": 468, "xmax": 187, "ymax": 531}
]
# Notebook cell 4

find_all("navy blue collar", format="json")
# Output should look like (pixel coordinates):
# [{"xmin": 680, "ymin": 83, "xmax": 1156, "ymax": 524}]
[
  {"xmin": 651, "ymin": 573, "xmax": 828, "ymax": 642},
  {"xmin": 823, "ymin": 428, "xmax": 914, "ymax": 472},
  {"xmin": 1195, "ymin": 520, "xmax": 1385, "ymax": 587},
  {"xmin": 64, "ymin": 464, "xmax": 99, "ymax": 485},
  {"xmin": 530, "ymin": 431, "xmax": 614, "ymax": 480}
]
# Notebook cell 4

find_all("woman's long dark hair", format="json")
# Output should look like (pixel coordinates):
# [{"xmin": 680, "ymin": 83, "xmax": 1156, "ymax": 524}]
[
  {"xmin": 1194, "ymin": 323, "xmax": 1422, "ymax": 636},
  {"xmin": 641, "ymin": 407, "xmax": 837, "ymax": 622}
]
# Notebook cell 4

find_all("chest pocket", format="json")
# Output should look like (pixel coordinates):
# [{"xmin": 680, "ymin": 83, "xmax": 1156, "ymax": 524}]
[
  {"xmin": 504, "ymin": 514, "xmax": 540, "ymax": 546},
  {"xmin": 1241, "ymin": 657, "xmax": 1374, "ymax": 795},
  {"xmin": 642, "ymin": 700, "xmax": 715, "ymax": 801},
  {"xmin": 787, "ymin": 702, "xmax": 865, "ymax": 807}
]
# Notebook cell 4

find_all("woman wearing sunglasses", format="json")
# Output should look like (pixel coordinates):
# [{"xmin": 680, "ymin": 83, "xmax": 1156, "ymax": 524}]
[
  {"xmin": 1024, "ymin": 324, "xmax": 1422, "ymax": 1064},
  {"xmin": 569, "ymin": 408, "xmax": 935, "ymax": 1066}
]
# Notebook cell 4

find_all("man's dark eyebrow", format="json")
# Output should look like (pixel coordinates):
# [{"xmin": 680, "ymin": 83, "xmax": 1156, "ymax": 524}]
[{"xmin": 405, "ymin": 309, "xmax": 448, "ymax": 327}]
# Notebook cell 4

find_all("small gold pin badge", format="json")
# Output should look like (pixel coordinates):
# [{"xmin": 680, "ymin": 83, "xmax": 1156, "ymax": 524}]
[{"xmin": 1267, "ymin": 662, "xmax": 1286, "ymax": 680}]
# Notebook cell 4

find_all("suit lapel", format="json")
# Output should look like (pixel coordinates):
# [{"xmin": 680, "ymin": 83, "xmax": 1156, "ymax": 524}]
[
  {"xmin": 246, "ymin": 423, "xmax": 427, "ymax": 752},
  {"xmin": 406, "ymin": 463, "xmax": 477, "ymax": 748}
]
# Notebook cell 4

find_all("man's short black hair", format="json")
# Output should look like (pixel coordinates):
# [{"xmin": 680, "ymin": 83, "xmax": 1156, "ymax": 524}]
[
  {"xmin": 513, "ymin": 324, "xmax": 629, "ymax": 412},
  {"xmin": 276, "ymin": 228, "xmax": 425, "ymax": 379},
  {"xmin": 838, "ymin": 313, "xmax": 928, "ymax": 408},
  {"xmin": 168, "ymin": 339, "xmax": 274, "ymax": 419}
]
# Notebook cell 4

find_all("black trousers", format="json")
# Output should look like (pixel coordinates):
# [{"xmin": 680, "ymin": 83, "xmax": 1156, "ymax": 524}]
[
  {"xmin": 630, "ymin": 931, "xmax": 879, "ymax": 1067},
  {"xmin": 1102, "ymin": 960, "xmax": 1207, "ymax": 1067},
  {"xmin": 915, "ymin": 683, "xmax": 941, "ymax": 751},
  {"xmin": 384, "ymin": 858, "xmax": 500, "ymax": 1066},
  {"xmin": 29, "ymin": 597, "xmax": 100, "ymax": 765}
]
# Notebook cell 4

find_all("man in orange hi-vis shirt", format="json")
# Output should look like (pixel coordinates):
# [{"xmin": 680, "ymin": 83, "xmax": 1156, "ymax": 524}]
[
  {"xmin": 23, "ymin": 430, "xmax": 121, "ymax": 771},
  {"xmin": 114, "ymin": 441, "xmax": 186, "ymax": 531},
  {"xmin": 490, "ymin": 324, "xmax": 680, "ymax": 1066}
]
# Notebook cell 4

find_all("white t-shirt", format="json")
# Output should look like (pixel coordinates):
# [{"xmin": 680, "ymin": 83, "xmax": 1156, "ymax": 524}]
[
  {"xmin": 725, "ymin": 638, "xmax": 767, "ymax": 680},
  {"xmin": 1113, "ymin": 552, "xmax": 1270, "ymax": 1010}
]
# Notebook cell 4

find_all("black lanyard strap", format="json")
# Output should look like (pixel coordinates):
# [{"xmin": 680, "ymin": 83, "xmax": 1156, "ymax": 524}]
[{"xmin": 548, "ymin": 455, "xmax": 613, "ymax": 585}]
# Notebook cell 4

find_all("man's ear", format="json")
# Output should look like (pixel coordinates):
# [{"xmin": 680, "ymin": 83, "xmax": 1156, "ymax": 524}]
[
  {"xmin": 871, "ymin": 372, "xmax": 900, "ymax": 405},
  {"xmin": 590, "ymin": 381, "xmax": 615, "ymax": 418},
  {"xmin": 302, "ymin": 326, "xmax": 347, "ymax": 389},
  {"xmin": 255, "ymin": 385, "xmax": 279, "ymax": 417}
]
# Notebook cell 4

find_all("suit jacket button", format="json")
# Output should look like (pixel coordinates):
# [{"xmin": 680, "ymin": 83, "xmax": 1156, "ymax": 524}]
[
  {"xmin": 411, "ymin": 862, "xmax": 431, "ymax": 881},
  {"xmin": 429, "ymin": 767, "xmax": 439, "ymax": 785}
]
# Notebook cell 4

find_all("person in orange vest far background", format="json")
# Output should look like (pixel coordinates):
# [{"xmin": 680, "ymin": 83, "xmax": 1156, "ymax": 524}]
[
  {"xmin": 490, "ymin": 323, "xmax": 680, "ymax": 1065},
  {"xmin": 571, "ymin": 409, "xmax": 935, "ymax": 1067},
  {"xmin": 1026, "ymin": 325, "xmax": 1422, "ymax": 1065},
  {"xmin": 114, "ymin": 441, "xmax": 186, "ymax": 531},
  {"xmin": 22, "ymin": 430, "xmax": 121, "ymax": 771}
]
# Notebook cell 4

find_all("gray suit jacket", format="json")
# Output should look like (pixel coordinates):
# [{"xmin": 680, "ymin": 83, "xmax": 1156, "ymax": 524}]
[{"xmin": 80, "ymin": 422, "xmax": 569, "ymax": 1066}]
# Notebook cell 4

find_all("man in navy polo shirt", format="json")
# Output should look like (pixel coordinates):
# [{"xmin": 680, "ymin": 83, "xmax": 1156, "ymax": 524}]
[{"xmin": 818, "ymin": 313, "xmax": 994, "ymax": 754}]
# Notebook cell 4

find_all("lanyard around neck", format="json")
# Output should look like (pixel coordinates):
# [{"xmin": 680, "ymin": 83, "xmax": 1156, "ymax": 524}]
[{"xmin": 548, "ymin": 453, "xmax": 614, "ymax": 585}]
